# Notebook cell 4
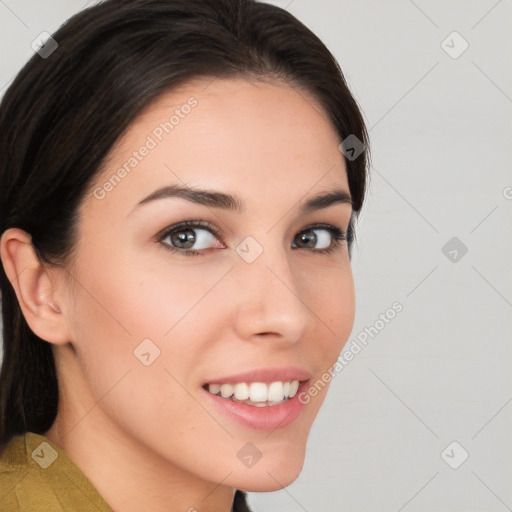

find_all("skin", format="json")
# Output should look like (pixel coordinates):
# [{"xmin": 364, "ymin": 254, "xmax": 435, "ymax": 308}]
[{"xmin": 1, "ymin": 77, "xmax": 355, "ymax": 512}]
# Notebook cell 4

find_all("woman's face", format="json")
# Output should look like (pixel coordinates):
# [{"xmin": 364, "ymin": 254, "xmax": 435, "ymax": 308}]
[{"xmin": 57, "ymin": 77, "xmax": 355, "ymax": 491}]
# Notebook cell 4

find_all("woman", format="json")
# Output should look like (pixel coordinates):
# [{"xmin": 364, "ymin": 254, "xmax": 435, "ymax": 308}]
[{"xmin": 0, "ymin": 0, "xmax": 369, "ymax": 510}]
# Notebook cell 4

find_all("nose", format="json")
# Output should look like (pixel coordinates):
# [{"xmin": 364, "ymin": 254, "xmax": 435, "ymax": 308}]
[{"xmin": 229, "ymin": 239, "xmax": 314, "ymax": 345}]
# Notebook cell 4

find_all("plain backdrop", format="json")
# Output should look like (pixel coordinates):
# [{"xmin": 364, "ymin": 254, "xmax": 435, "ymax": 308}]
[{"xmin": 1, "ymin": 1, "xmax": 511, "ymax": 511}]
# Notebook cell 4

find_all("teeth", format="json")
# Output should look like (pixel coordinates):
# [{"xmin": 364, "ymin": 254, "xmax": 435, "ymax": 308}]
[
  {"xmin": 268, "ymin": 381, "xmax": 284, "ymax": 402},
  {"xmin": 234, "ymin": 383, "xmax": 250, "ymax": 401},
  {"xmin": 249, "ymin": 383, "xmax": 268, "ymax": 402},
  {"xmin": 207, "ymin": 380, "xmax": 300, "ymax": 405},
  {"xmin": 209, "ymin": 383, "xmax": 221, "ymax": 395},
  {"xmin": 220, "ymin": 384, "xmax": 233, "ymax": 398}
]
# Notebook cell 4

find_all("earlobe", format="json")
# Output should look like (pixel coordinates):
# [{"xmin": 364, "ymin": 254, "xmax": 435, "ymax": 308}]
[{"xmin": 0, "ymin": 227, "xmax": 71, "ymax": 345}]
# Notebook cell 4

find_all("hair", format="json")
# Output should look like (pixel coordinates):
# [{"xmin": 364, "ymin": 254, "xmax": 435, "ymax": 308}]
[{"xmin": 0, "ymin": 0, "xmax": 369, "ymax": 446}]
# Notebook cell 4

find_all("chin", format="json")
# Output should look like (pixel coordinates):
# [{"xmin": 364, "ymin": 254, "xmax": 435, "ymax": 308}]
[{"xmin": 230, "ymin": 448, "xmax": 305, "ymax": 492}]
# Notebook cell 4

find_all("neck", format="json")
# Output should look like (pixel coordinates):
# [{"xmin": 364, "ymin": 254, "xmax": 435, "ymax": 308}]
[{"xmin": 43, "ymin": 382, "xmax": 236, "ymax": 512}]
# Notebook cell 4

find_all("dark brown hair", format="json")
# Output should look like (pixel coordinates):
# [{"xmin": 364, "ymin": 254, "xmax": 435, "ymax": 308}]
[{"xmin": 0, "ymin": 0, "xmax": 369, "ymax": 445}]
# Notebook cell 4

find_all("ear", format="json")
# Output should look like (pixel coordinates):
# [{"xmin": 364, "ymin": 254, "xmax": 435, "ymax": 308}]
[{"xmin": 0, "ymin": 227, "xmax": 72, "ymax": 345}]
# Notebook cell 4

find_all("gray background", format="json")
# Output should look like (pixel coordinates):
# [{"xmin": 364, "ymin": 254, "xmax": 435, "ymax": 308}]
[{"xmin": 1, "ymin": 1, "xmax": 511, "ymax": 511}]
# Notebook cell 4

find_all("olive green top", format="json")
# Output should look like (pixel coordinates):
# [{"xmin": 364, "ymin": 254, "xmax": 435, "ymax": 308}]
[{"xmin": 0, "ymin": 432, "xmax": 252, "ymax": 511}]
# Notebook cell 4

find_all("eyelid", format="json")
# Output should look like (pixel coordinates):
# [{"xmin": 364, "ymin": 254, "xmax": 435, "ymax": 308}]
[{"xmin": 156, "ymin": 219, "xmax": 223, "ymax": 242}]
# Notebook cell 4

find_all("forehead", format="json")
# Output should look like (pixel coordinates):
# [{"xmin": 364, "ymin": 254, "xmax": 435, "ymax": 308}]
[{"xmin": 87, "ymin": 77, "xmax": 349, "ymax": 215}]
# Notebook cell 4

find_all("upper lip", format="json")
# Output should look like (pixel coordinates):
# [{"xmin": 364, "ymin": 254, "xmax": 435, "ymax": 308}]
[{"xmin": 203, "ymin": 366, "xmax": 312, "ymax": 385}]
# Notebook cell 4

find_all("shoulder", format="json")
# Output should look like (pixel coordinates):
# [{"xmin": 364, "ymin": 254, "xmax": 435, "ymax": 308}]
[
  {"xmin": 0, "ymin": 433, "xmax": 43, "ymax": 511},
  {"xmin": 2, "ymin": 433, "xmax": 253, "ymax": 512},
  {"xmin": 0, "ymin": 432, "xmax": 113, "ymax": 512}
]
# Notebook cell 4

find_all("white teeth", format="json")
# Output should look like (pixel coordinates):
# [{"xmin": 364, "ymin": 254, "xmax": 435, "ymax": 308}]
[
  {"xmin": 209, "ymin": 383, "xmax": 221, "ymax": 395},
  {"xmin": 207, "ymin": 380, "xmax": 300, "ymax": 405},
  {"xmin": 249, "ymin": 382, "xmax": 268, "ymax": 402},
  {"xmin": 267, "ymin": 381, "xmax": 284, "ymax": 402},
  {"xmin": 234, "ymin": 383, "xmax": 250, "ymax": 401},
  {"xmin": 220, "ymin": 384, "xmax": 234, "ymax": 398}
]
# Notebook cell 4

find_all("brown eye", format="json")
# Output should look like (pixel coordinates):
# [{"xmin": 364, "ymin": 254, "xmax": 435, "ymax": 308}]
[
  {"xmin": 163, "ymin": 226, "xmax": 218, "ymax": 251},
  {"xmin": 292, "ymin": 226, "xmax": 345, "ymax": 251},
  {"xmin": 158, "ymin": 220, "xmax": 225, "ymax": 257},
  {"xmin": 295, "ymin": 230, "xmax": 319, "ymax": 249},
  {"xmin": 169, "ymin": 228, "xmax": 196, "ymax": 249}
]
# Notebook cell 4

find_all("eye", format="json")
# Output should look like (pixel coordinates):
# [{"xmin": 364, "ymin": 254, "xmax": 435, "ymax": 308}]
[
  {"xmin": 157, "ymin": 221, "xmax": 349, "ymax": 257},
  {"xmin": 159, "ymin": 220, "xmax": 224, "ymax": 255},
  {"xmin": 291, "ymin": 224, "xmax": 348, "ymax": 254}
]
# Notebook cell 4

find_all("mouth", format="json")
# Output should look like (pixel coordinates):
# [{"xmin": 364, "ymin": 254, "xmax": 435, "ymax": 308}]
[
  {"xmin": 203, "ymin": 380, "xmax": 301, "ymax": 407},
  {"xmin": 201, "ymin": 367, "xmax": 311, "ymax": 431}
]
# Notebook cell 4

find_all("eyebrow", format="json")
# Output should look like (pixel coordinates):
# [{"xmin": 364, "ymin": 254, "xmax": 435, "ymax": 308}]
[{"xmin": 133, "ymin": 184, "xmax": 352, "ymax": 215}]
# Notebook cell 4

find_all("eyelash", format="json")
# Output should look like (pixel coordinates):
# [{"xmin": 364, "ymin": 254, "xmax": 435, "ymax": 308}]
[{"xmin": 157, "ymin": 219, "xmax": 351, "ymax": 257}]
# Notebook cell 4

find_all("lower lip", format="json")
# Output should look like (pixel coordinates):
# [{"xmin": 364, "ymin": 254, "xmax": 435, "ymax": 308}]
[{"xmin": 202, "ymin": 382, "xmax": 309, "ymax": 431}]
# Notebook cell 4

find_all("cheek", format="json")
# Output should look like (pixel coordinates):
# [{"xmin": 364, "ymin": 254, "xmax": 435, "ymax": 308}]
[
  {"xmin": 308, "ymin": 260, "xmax": 355, "ymax": 356},
  {"xmin": 70, "ymin": 246, "xmax": 220, "ymax": 341},
  {"xmin": 324, "ymin": 270, "xmax": 355, "ymax": 331},
  {"xmin": 302, "ymin": 263, "xmax": 355, "ymax": 409},
  {"xmin": 65, "ymin": 254, "xmax": 220, "ymax": 445},
  {"xmin": 66, "ymin": 246, "xmax": 231, "ymax": 401}
]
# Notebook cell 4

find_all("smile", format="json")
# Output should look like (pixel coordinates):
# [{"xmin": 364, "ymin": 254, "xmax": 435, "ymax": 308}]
[
  {"xmin": 202, "ymin": 367, "xmax": 311, "ymax": 430},
  {"xmin": 205, "ymin": 380, "xmax": 300, "ymax": 407}
]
